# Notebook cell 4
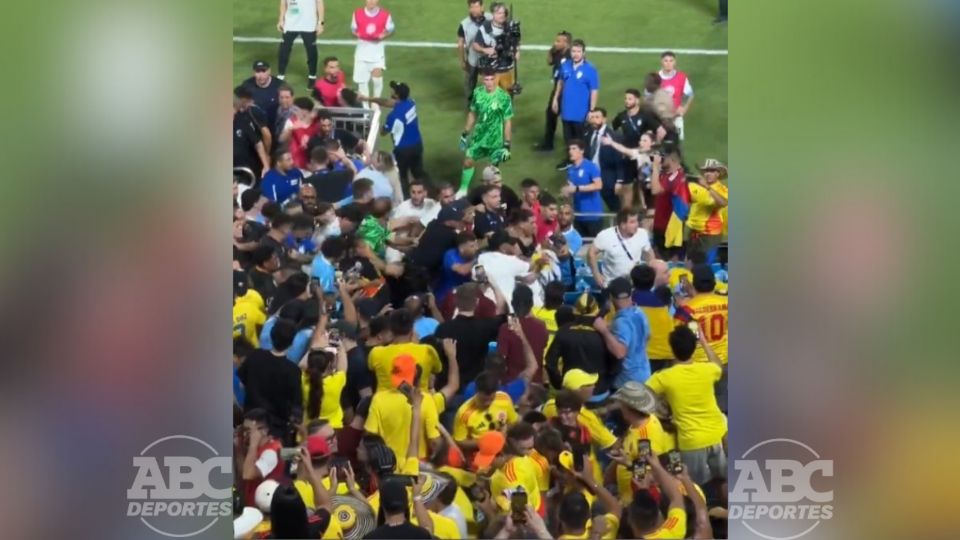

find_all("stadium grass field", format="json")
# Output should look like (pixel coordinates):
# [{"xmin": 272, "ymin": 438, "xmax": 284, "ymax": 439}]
[{"xmin": 234, "ymin": 0, "xmax": 727, "ymax": 196}]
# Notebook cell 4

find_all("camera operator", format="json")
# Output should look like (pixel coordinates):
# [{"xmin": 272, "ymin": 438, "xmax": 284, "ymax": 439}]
[
  {"xmin": 457, "ymin": 0, "xmax": 492, "ymax": 108},
  {"xmin": 472, "ymin": 2, "xmax": 520, "ymax": 94},
  {"xmin": 534, "ymin": 31, "xmax": 572, "ymax": 153}
]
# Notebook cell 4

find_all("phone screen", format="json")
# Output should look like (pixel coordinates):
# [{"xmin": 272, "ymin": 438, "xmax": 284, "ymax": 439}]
[{"xmin": 510, "ymin": 490, "xmax": 528, "ymax": 524}]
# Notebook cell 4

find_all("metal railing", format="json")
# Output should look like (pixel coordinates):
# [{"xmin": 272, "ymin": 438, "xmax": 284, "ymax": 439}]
[{"xmin": 321, "ymin": 106, "xmax": 382, "ymax": 154}]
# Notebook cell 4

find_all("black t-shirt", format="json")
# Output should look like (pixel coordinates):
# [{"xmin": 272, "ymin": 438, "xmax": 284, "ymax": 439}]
[
  {"xmin": 342, "ymin": 343, "xmax": 374, "ymax": 407},
  {"xmin": 435, "ymin": 314, "xmax": 508, "ymax": 385},
  {"xmin": 249, "ymin": 268, "xmax": 278, "ymax": 309},
  {"xmin": 260, "ymin": 234, "xmax": 293, "ymax": 271},
  {"xmin": 307, "ymin": 170, "xmax": 355, "ymax": 204},
  {"xmin": 237, "ymin": 349, "xmax": 303, "ymax": 425},
  {"xmin": 408, "ymin": 222, "xmax": 458, "ymax": 279},
  {"xmin": 242, "ymin": 76, "xmax": 284, "ymax": 129},
  {"xmin": 473, "ymin": 209, "xmax": 505, "ymax": 239},
  {"xmin": 233, "ymin": 111, "xmax": 263, "ymax": 172},
  {"xmin": 468, "ymin": 185, "xmax": 522, "ymax": 213},
  {"xmin": 364, "ymin": 522, "xmax": 432, "ymax": 540},
  {"xmin": 612, "ymin": 107, "xmax": 661, "ymax": 148},
  {"xmin": 544, "ymin": 322, "xmax": 614, "ymax": 394}
]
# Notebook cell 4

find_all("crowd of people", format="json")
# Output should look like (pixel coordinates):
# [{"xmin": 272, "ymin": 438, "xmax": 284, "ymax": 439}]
[{"xmin": 233, "ymin": 0, "xmax": 729, "ymax": 538}]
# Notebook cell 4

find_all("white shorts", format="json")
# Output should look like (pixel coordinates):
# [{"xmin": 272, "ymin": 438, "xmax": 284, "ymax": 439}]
[{"xmin": 353, "ymin": 42, "xmax": 386, "ymax": 84}]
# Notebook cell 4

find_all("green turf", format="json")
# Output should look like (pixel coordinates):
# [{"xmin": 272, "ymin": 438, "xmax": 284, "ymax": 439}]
[{"xmin": 234, "ymin": 0, "xmax": 726, "ymax": 195}]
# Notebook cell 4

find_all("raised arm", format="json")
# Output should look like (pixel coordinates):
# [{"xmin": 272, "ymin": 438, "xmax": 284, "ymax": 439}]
[
  {"xmin": 510, "ymin": 318, "xmax": 539, "ymax": 382},
  {"xmin": 438, "ymin": 338, "xmax": 461, "ymax": 401},
  {"xmin": 678, "ymin": 466, "xmax": 713, "ymax": 539}
]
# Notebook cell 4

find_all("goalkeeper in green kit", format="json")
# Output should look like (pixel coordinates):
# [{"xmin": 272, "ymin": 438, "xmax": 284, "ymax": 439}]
[{"xmin": 457, "ymin": 70, "xmax": 513, "ymax": 197}]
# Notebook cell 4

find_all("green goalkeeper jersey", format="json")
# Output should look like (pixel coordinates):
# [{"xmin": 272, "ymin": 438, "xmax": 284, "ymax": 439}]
[{"xmin": 469, "ymin": 86, "xmax": 513, "ymax": 149}]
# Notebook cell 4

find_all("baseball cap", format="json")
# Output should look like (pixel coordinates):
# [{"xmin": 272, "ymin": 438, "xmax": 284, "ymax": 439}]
[
  {"xmin": 389, "ymin": 80, "xmax": 410, "ymax": 100},
  {"xmin": 607, "ymin": 277, "xmax": 633, "ymax": 300},
  {"xmin": 391, "ymin": 354, "xmax": 417, "ymax": 388},
  {"xmin": 233, "ymin": 507, "xmax": 264, "ymax": 539},
  {"xmin": 437, "ymin": 202, "xmax": 465, "ymax": 223},
  {"xmin": 562, "ymin": 368, "xmax": 599, "ymax": 390},
  {"xmin": 482, "ymin": 165, "xmax": 502, "ymax": 183},
  {"xmin": 380, "ymin": 478, "xmax": 410, "ymax": 514},
  {"xmin": 307, "ymin": 434, "xmax": 332, "ymax": 459},
  {"xmin": 252, "ymin": 60, "xmax": 270, "ymax": 71},
  {"xmin": 472, "ymin": 430, "xmax": 506, "ymax": 471}
]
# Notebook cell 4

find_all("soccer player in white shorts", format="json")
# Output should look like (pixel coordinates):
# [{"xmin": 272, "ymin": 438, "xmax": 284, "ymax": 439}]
[{"xmin": 351, "ymin": 0, "xmax": 395, "ymax": 102}]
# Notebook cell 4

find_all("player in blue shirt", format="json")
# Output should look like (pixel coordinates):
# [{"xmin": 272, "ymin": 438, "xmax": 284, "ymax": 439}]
[
  {"xmin": 260, "ymin": 148, "xmax": 304, "ymax": 204},
  {"xmin": 360, "ymin": 80, "xmax": 428, "ymax": 197},
  {"xmin": 552, "ymin": 39, "xmax": 599, "ymax": 170},
  {"xmin": 561, "ymin": 139, "xmax": 604, "ymax": 238}
]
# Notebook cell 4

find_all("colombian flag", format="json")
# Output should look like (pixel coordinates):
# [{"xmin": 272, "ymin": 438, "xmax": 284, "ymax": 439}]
[{"xmin": 665, "ymin": 181, "xmax": 691, "ymax": 248}]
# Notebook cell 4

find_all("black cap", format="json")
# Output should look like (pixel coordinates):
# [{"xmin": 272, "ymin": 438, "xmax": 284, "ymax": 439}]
[
  {"xmin": 437, "ymin": 203, "xmax": 465, "ymax": 223},
  {"xmin": 234, "ymin": 270, "xmax": 248, "ymax": 297},
  {"xmin": 389, "ymin": 80, "xmax": 410, "ymax": 100},
  {"xmin": 379, "ymin": 477, "xmax": 410, "ymax": 514},
  {"xmin": 607, "ymin": 276, "xmax": 633, "ymax": 300},
  {"xmin": 252, "ymin": 60, "xmax": 270, "ymax": 71}
]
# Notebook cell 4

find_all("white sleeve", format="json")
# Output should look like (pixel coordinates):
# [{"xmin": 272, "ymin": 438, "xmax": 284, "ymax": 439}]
[
  {"xmin": 514, "ymin": 257, "xmax": 532, "ymax": 276},
  {"xmin": 592, "ymin": 229, "xmax": 612, "ymax": 252},
  {"xmin": 386, "ymin": 15, "xmax": 395, "ymax": 33},
  {"xmin": 351, "ymin": 12, "xmax": 358, "ymax": 32},
  {"xmin": 683, "ymin": 78, "xmax": 693, "ymax": 97},
  {"xmin": 255, "ymin": 449, "xmax": 279, "ymax": 478}
]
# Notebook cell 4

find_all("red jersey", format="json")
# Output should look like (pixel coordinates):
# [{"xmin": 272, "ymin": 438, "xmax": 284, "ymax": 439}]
[
  {"xmin": 536, "ymin": 217, "xmax": 559, "ymax": 245},
  {"xmin": 243, "ymin": 439, "xmax": 284, "ymax": 506},
  {"xmin": 287, "ymin": 117, "xmax": 322, "ymax": 169},
  {"xmin": 653, "ymin": 169, "xmax": 689, "ymax": 232},
  {"xmin": 314, "ymin": 71, "xmax": 345, "ymax": 107},
  {"xmin": 659, "ymin": 70, "xmax": 689, "ymax": 110},
  {"xmin": 353, "ymin": 7, "xmax": 390, "ymax": 41}
]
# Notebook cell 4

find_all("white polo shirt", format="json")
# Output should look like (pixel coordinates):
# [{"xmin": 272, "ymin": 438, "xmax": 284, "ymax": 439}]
[
  {"xmin": 283, "ymin": 0, "xmax": 318, "ymax": 32},
  {"xmin": 593, "ymin": 226, "xmax": 652, "ymax": 282}
]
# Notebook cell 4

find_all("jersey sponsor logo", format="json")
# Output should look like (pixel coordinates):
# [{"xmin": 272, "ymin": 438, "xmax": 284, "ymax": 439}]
[
  {"xmin": 365, "ymin": 23, "xmax": 377, "ymax": 35},
  {"xmin": 235, "ymin": 129, "xmax": 243, "ymax": 138},
  {"xmin": 576, "ymin": 70, "xmax": 583, "ymax": 79},
  {"xmin": 664, "ymin": 86, "xmax": 676, "ymax": 95},
  {"xmin": 578, "ymin": 169, "xmax": 585, "ymax": 178}
]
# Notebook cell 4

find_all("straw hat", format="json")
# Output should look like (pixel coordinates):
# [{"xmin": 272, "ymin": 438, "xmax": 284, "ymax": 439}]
[
  {"xmin": 332, "ymin": 495, "xmax": 376, "ymax": 540},
  {"xmin": 611, "ymin": 381, "xmax": 658, "ymax": 415},
  {"xmin": 697, "ymin": 158, "xmax": 728, "ymax": 177}
]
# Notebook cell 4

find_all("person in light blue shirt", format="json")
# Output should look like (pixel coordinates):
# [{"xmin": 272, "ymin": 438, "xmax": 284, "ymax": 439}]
[
  {"xmin": 558, "ymin": 202, "xmax": 584, "ymax": 255},
  {"xmin": 597, "ymin": 277, "xmax": 652, "ymax": 385},
  {"xmin": 310, "ymin": 236, "xmax": 347, "ymax": 295},
  {"xmin": 405, "ymin": 294, "xmax": 440, "ymax": 340},
  {"xmin": 258, "ymin": 301, "xmax": 315, "ymax": 363}
]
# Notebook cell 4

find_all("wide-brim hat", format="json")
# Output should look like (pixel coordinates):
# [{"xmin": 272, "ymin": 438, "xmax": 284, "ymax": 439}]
[
  {"xmin": 611, "ymin": 381, "xmax": 658, "ymax": 415},
  {"xmin": 332, "ymin": 495, "xmax": 376, "ymax": 540},
  {"xmin": 697, "ymin": 158, "xmax": 728, "ymax": 177}
]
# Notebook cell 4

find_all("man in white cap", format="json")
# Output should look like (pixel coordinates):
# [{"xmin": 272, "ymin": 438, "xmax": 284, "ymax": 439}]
[{"xmin": 467, "ymin": 165, "xmax": 522, "ymax": 211}]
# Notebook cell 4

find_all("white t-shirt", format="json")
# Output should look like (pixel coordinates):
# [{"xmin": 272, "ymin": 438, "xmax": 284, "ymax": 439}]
[
  {"xmin": 393, "ymin": 198, "xmax": 440, "ymax": 226},
  {"xmin": 593, "ymin": 226, "xmax": 652, "ymax": 282},
  {"xmin": 477, "ymin": 251, "xmax": 530, "ymax": 312},
  {"xmin": 284, "ymin": 0, "xmax": 319, "ymax": 33}
]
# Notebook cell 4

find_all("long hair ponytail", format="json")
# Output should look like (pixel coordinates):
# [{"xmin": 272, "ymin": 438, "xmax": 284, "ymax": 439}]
[{"xmin": 305, "ymin": 350, "xmax": 333, "ymax": 420}]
